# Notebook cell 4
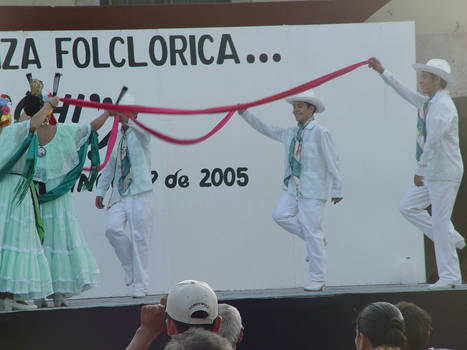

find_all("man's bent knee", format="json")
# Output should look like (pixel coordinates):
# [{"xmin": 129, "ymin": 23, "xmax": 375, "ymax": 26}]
[
  {"xmin": 272, "ymin": 210, "xmax": 285, "ymax": 224},
  {"xmin": 399, "ymin": 201, "xmax": 411, "ymax": 217},
  {"xmin": 105, "ymin": 227, "xmax": 122, "ymax": 240}
]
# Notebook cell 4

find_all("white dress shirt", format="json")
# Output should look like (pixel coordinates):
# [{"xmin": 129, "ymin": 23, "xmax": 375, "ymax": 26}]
[
  {"xmin": 96, "ymin": 119, "xmax": 152, "ymax": 206},
  {"xmin": 381, "ymin": 70, "xmax": 463, "ymax": 183},
  {"xmin": 240, "ymin": 110, "xmax": 342, "ymax": 200}
]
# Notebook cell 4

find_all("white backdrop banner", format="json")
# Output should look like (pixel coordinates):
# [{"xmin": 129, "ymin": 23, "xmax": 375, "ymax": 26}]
[{"xmin": 0, "ymin": 21, "xmax": 422, "ymax": 298}]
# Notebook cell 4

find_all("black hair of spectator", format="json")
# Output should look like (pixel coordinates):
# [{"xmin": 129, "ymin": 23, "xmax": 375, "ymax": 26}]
[
  {"xmin": 357, "ymin": 301, "xmax": 407, "ymax": 349},
  {"xmin": 396, "ymin": 301, "xmax": 432, "ymax": 350},
  {"xmin": 166, "ymin": 314, "xmax": 216, "ymax": 334}
]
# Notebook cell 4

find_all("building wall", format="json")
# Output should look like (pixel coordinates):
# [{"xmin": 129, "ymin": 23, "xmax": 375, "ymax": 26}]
[
  {"xmin": 367, "ymin": 0, "xmax": 467, "ymax": 98},
  {"xmin": 0, "ymin": 0, "xmax": 98, "ymax": 5}
]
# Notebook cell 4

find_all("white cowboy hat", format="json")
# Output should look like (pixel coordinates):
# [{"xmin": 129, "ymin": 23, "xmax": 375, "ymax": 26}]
[
  {"xmin": 413, "ymin": 58, "xmax": 455, "ymax": 86},
  {"xmin": 285, "ymin": 90, "xmax": 325, "ymax": 113}
]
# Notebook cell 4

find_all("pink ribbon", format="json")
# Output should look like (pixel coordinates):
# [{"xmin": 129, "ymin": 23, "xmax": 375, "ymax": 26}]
[
  {"xmin": 124, "ymin": 110, "xmax": 235, "ymax": 145},
  {"xmin": 83, "ymin": 115, "xmax": 119, "ymax": 171},
  {"xmin": 66, "ymin": 59, "xmax": 369, "ymax": 171}
]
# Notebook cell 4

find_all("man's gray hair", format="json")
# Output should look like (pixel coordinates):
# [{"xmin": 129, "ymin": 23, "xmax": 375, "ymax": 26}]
[
  {"xmin": 217, "ymin": 304, "xmax": 243, "ymax": 346},
  {"xmin": 164, "ymin": 328, "xmax": 232, "ymax": 350}
]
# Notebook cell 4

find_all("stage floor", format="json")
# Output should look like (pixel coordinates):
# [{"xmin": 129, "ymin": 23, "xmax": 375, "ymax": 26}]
[{"xmin": 2, "ymin": 283, "xmax": 466, "ymax": 313}]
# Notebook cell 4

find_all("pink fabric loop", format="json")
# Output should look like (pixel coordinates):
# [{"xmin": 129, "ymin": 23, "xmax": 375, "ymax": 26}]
[
  {"xmin": 83, "ymin": 115, "xmax": 120, "ymax": 171},
  {"xmin": 70, "ymin": 59, "xmax": 369, "ymax": 171},
  {"xmin": 124, "ymin": 110, "xmax": 235, "ymax": 145}
]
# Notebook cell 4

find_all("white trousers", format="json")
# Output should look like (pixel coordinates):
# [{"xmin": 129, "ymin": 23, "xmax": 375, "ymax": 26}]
[
  {"xmin": 272, "ymin": 192, "xmax": 326, "ymax": 282},
  {"xmin": 105, "ymin": 192, "xmax": 152, "ymax": 291},
  {"xmin": 400, "ymin": 181, "xmax": 462, "ymax": 282}
]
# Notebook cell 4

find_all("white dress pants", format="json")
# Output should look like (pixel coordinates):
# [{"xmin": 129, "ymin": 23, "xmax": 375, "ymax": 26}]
[
  {"xmin": 400, "ymin": 181, "xmax": 462, "ymax": 282},
  {"xmin": 272, "ymin": 192, "xmax": 326, "ymax": 282},
  {"xmin": 105, "ymin": 191, "xmax": 152, "ymax": 292}
]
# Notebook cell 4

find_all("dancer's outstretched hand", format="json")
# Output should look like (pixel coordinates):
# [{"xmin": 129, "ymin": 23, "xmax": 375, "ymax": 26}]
[{"xmin": 368, "ymin": 57, "xmax": 384, "ymax": 74}]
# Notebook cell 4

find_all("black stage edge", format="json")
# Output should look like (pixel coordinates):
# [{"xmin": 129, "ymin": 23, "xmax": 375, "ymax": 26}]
[{"xmin": 1, "ymin": 285, "xmax": 467, "ymax": 350}]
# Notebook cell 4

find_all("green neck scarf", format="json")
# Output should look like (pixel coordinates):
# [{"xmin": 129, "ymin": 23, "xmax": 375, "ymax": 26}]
[{"xmin": 284, "ymin": 119, "xmax": 312, "ymax": 188}]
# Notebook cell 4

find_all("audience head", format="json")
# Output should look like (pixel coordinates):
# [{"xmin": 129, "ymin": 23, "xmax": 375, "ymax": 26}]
[
  {"xmin": 355, "ymin": 301, "xmax": 406, "ymax": 350},
  {"xmin": 165, "ymin": 280, "xmax": 221, "ymax": 335},
  {"xmin": 217, "ymin": 304, "xmax": 243, "ymax": 349},
  {"xmin": 164, "ymin": 328, "xmax": 232, "ymax": 350},
  {"xmin": 396, "ymin": 301, "xmax": 432, "ymax": 350}
]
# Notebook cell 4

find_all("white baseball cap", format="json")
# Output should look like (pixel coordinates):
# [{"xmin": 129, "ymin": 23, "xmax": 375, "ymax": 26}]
[{"xmin": 166, "ymin": 280, "xmax": 218, "ymax": 325}]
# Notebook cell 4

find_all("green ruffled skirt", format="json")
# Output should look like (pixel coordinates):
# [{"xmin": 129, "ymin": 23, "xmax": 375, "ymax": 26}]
[
  {"xmin": 0, "ymin": 174, "xmax": 53, "ymax": 300},
  {"xmin": 41, "ymin": 180, "xmax": 99, "ymax": 297}
]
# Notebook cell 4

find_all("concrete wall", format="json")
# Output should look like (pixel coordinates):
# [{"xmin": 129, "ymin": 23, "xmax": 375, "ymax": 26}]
[{"xmin": 367, "ymin": 0, "xmax": 467, "ymax": 98}]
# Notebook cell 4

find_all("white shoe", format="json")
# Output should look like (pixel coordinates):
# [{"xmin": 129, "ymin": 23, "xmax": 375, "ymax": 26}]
[
  {"xmin": 304, "ymin": 281, "xmax": 325, "ymax": 292},
  {"xmin": 132, "ymin": 290, "xmax": 147, "ymax": 298},
  {"xmin": 53, "ymin": 294, "xmax": 69, "ymax": 307},
  {"xmin": 427, "ymin": 280, "xmax": 461, "ymax": 290},
  {"xmin": 123, "ymin": 265, "xmax": 133, "ymax": 286},
  {"xmin": 3, "ymin": 298, "xmax": 37, "ymax": 311}
]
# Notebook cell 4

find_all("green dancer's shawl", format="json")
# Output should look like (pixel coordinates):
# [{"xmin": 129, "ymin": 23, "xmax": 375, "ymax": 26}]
[
  {"xmin": 38, "ymin": 130, "xmax": 100, "ymax": 203},
  {"xmin": 0, "ymin": 131, "xmax": 38, "ymax": 204},
  {"xmin": 0, "ymin": 131, "xmax": 45, "ymax": 240}
]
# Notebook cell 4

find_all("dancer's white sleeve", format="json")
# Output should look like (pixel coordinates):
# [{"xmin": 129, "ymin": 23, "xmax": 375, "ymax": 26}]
[{"xmin": 239, "ymin": 110, "xmax": 287, "ymax": 142}]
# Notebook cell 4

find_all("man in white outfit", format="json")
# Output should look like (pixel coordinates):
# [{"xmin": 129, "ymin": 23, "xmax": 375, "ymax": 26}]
[
  {"xmin": 95, "ymin": 93, "xmax": 153, "ymax": 297},
  {"xmin": 238, "ymin": 91, "xmax": 343, "ymax": 292},
  {"xmin": 369, "ymin": 57, "xmax": 465, "ymax": 289}
]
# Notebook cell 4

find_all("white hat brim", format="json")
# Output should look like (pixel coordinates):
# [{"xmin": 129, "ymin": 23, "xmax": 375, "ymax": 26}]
[
  {"xmin": 285, "ymin": 96, "xmax": 325, "ymax": 113},
  {"xmin": 412, "ymin": 64, "xmax": 456, "ymax": 86}
]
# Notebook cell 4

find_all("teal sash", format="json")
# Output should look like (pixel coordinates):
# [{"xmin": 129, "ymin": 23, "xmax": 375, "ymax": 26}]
[
  {"xmin": 0, "ymin": 132, "xmax": 36, "ymax": 182},
  {"xmin": 0, "ymin": 132, "xmax": 39, "ymax": 205},
  {"xmin": 30, "ymin": 182, "xmax": 45, "ymax": 243},
  {"xmin": 0, "ymin": 131, "xmax": 44, "ymax": 240}
]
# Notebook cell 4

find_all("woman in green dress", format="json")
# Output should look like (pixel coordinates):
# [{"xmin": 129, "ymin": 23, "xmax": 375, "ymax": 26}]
[
  {"xmin": 0, "ymin": 94, "xmax": 60, "ymax": 311},
  {"xmin": 22, "ymin": 80, "xmax": 114, "ymax": 307}
]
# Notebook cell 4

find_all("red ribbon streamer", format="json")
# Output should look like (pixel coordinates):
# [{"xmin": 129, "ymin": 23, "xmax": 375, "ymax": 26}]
[
  {"xmin": 66, "ymin": 59, "xmax": 369, "ymax": 171},
  {"xmin": 83, "ymin": 115, "xmax": 119, "ymax": 171},
  {"xmin": 125, "ymin": 111, "xmax": 235, "ymax": 145},
  {"xmin": 61, "ymin": 60, "xmax": 369, "ymax": 117}
]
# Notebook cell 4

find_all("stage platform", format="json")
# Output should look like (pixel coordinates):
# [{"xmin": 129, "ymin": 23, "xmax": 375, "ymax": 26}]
[{"xmin": 1, "ymin": 284, "xmax": 466, "ymax": 350}]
